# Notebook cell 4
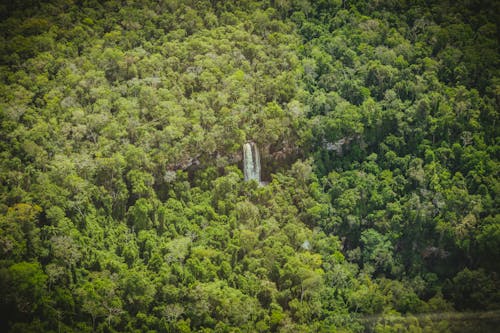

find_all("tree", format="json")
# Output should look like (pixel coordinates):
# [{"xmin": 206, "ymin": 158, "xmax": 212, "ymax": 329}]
[
  {"xmin": 360, "ymin": 229, "xmax": 395, "ymax": 275},
  {"xmin": 76, "ymin": 271, "xmax": 123, "ymax": 330},
  {"xmin": 0, "ymin": 203, "xmax": 42, "ymax": 261},
  {"xmin": 0, "ymin": 261, "xmax": 47, "ymax": 322}
]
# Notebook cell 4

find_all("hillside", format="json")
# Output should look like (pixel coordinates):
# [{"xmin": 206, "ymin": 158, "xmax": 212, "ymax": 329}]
[{"xmin": 0, "ymin": 0, "xmax": 499, "ymax": 332}]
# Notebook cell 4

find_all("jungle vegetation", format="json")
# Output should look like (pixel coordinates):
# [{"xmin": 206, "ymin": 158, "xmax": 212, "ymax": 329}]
[{"xmin": 0, "ymin": 0, "xmax": 499, "ymax": 332}]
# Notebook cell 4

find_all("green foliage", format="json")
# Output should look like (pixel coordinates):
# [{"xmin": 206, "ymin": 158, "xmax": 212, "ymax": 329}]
[{"xmin": 0, "ymin": 0, "xmax": 498, "ymax": 331}]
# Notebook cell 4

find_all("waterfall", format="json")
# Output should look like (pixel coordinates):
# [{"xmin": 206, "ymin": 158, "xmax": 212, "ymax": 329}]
[{"xmin": 243, "ymin": 142, "xmax": 261, "ymax": 183}]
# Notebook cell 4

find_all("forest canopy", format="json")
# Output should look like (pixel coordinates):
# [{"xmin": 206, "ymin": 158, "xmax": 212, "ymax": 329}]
[{"xmin": 0, "ymin": 0, "xmax": 499, "ymax": 332}]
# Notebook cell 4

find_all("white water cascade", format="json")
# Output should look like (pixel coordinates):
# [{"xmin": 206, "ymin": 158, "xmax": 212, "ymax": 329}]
[{"xmin": 243, "ymin": 142, "xmax": 261, "ymax": 183}]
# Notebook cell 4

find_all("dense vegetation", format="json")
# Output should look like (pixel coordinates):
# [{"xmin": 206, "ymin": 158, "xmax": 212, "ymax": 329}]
[{"xmin": 0, "ymin": 0, "xmax": 499, "ymax": 331}]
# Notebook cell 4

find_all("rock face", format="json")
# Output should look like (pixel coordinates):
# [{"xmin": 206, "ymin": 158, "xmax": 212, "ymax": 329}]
[
  {"xmin": 243, "ymin": 142, "xmax": 260, "ymax": 183},
  {"xmin": 323, "ymin": 135, "xmax": 362, "ymax": 155}
]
